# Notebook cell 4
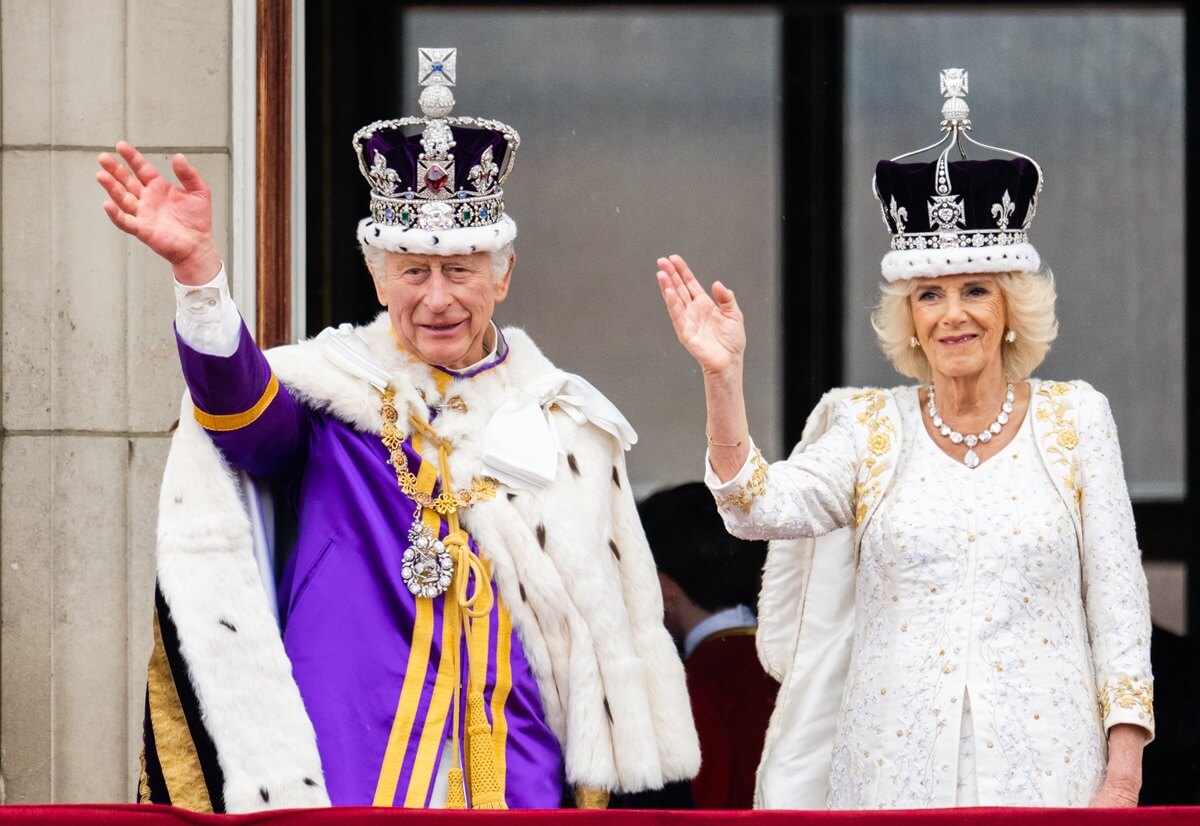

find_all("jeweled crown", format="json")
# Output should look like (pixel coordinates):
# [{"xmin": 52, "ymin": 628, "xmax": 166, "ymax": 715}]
[
  {"xmin": 353, "ymin": 48, "xmax": 521, "ymax": 255},
  {"xmin": 872, "ymin": 69, "xmax": 1045, "ymax": 282}
]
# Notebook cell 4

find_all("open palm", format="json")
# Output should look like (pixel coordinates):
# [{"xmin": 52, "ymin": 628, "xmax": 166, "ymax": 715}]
[
  {"xmin": 97, "ymin": 142, "xmax": 215, "ymax": 272},
  {"xmin": 656, "ymin": 255, "xmax": 746, "ymax": 375}
]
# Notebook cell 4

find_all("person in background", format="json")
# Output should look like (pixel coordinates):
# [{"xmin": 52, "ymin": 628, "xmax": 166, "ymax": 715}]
[{"xmin": 641, "ymin": 482, "xmax": 776, "ymax": 809}]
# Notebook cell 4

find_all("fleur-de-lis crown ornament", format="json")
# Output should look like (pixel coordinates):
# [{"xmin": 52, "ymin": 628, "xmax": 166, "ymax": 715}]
[
  {"xmin": 353, "ymin": 48, "xmax": 522, "ymax": 256},
  {"xmin": 871, "ymin": 69, "xmax": 1045, "ymax": 282}
]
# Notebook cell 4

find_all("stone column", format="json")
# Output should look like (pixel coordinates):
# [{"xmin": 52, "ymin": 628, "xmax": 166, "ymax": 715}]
[{"xmin": 1, "ymin": 0, "xmax": 233, "ymax": 802}]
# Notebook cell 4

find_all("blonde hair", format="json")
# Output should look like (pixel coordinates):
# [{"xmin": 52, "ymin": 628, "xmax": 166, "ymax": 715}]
[{"xmin": 870, "ymin": 267, "xmax": 1058, "ymax": 383}]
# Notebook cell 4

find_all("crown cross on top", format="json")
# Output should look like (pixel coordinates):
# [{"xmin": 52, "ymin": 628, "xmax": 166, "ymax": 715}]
[
  {"xmin": 419, "ymin": 48, "xmax": 457, "ymax": 87},
  {"xmin": 939, "ymin": 68, "xmax": 971, "ymax": 132}
]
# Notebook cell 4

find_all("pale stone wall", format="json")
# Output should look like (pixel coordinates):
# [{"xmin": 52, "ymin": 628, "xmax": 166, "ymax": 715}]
[{"xmin": 0, "ymin": 0, "xmax": 232, "ymax": 802}]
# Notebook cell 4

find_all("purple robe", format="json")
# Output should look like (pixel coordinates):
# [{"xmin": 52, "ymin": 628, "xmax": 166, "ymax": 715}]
[{"xmin": 177, "ymin": 321, "xmax": 563, "ymax": 808}]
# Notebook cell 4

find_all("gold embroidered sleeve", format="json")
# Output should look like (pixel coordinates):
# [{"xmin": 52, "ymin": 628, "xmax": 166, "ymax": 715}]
[
  {"xmin": 850, "ymin": 389, "xmax": 895, "ymax": 527},
  {"xmin": 713, "ymin": 448, "xmax": 769, "ymax": 513}
]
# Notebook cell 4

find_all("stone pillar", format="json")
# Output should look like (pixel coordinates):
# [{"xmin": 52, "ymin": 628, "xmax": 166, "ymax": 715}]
[{"xmin": 1, "ymin": 0, "xmax": 233, "ymax": 802}]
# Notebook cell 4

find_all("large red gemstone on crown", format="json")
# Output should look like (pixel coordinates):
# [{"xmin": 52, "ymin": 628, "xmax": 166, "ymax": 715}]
[{"xmin": 424, "ymin": 165, "xmax": 448, "ymax": 193}]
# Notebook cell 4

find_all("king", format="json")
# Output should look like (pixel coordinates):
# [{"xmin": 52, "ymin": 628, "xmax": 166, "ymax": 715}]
[{"xmin": 96, "ymin": 47, "xmax": 698, "ymax": 812}]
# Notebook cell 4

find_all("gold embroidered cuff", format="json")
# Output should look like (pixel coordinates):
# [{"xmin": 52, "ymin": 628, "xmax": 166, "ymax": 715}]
[
  {"xmin": 1098, "ymin": 676, "xmax": 1155, "ymax": 730},
  {"xmin": 192, "ymin": 374, "xmax": 279, "ymax": 432},
  {"xmin": 713, "ymin": 447, "xmax": 768, "ymax": 513}
]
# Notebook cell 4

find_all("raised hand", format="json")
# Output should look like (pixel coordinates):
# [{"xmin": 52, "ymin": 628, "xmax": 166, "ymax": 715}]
[
  {"xmin": 655, "ymin": 254, "xmax": 746, "ymax": 376},
  {"xmin": 96, "ymin": 141, "xmax": 220, "ymax": 284}
]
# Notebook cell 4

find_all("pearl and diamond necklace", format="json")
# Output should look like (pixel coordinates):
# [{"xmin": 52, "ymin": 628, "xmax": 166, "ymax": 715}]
[{"xmin": 926, "ymin": 382, "xmax": 1015, "ymax": 468}]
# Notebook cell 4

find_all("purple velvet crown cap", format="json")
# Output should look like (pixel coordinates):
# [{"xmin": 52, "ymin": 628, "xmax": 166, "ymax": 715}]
[
  {"xmin": 353, "ymin": 48, "xmax": 521, "ymax": 256},
  {"xmin": 876, "ymin": 158, "xmax": 1040, "ymax": 236},
  {"xmin": 874, "ymin": 157, "xmax": 1042, "ymax": 282},
  {"xmin": 362, "ymin": 125, "xmax": 511, "ymax": 197}
]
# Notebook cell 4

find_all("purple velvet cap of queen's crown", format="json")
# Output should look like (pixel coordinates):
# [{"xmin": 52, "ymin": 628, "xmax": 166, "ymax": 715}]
[
  {"xmin": 875, "ymin": 157, "xmax": 1041, "ymax": 281},
  {"xmin": 872, "ymin": 69, "xmax": 1044, "ymax": 282},
  {"xmin": 353, "ymin": 47, "xmax": 520, "ymax": 256}
]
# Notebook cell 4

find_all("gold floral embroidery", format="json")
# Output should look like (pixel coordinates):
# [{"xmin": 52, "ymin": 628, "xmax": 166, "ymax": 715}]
[
  {"xmin": 381, "ymin": 388, "xmax": 498, "ymax": 514},
  {"xmin": 1098, "ymin": 676, "xmax": 1154, "ymax": 726},
  {"xmin": 1035, "ymin": 382, "xmax": 1081, "ymax": 505},
  {"xmin": 851, "ymin": 390, "xmax": 895, "ymax": 526},
  {"xmin": 714, "ymin": 448, "xmax": 768, "ymax": 512}
]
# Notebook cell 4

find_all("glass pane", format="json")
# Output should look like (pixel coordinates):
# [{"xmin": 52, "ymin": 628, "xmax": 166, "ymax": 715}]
[
  {"xmin": 844, "ymin": 10, "xmax": 1184, "ymax": 499},
  {"xmin": 404, "ymin": 10, "xmax": 783, "ymax": 493}
]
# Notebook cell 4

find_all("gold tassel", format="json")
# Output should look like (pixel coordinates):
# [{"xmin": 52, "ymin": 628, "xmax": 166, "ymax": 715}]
[
  {"xmin": 405, "ymin": 410, "xmax": 506, "ymax": 810},
  {"xmin": 574, "ymin": 786, "xmax": 611, "ymax": 809},
  {"xmin": 465, "ymin": 690, "xmax": 507, "ymax": 809},
  {"xmin": 445, "ymin": 767, "xmax": 467, "ymax": 809}
]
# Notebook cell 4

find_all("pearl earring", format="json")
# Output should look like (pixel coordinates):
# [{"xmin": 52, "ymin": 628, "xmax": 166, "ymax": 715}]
[
  {"xmin": 1004, "ymin": 330, "xmax": 1017, "ymax": 344},
  {"xmin": 910, "ymin": 336, "xmax": 920, "ymax": 349}
]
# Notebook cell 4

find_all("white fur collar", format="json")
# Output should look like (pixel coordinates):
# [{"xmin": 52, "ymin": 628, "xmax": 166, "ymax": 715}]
[{"xmin": 265, "ymin": 312, "xmax": 556, "ymax": 439}]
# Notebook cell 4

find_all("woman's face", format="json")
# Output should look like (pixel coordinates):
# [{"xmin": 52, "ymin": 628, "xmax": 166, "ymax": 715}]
[{"xmin": 909, "ymin": 273, "xmax": 1007, "ymax": 383}]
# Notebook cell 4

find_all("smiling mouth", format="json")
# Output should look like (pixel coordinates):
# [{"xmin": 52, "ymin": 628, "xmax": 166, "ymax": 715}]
[
  {"xmin": 420, "ymin": 321, "xmax": 466, "ymax": 334},
  {"xmin": 939, "ymin": 334, "xmax": 978, "ymax": 346}
]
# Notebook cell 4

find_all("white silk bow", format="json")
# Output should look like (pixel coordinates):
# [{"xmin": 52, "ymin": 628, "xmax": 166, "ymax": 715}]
[{"xmin": 482, "ymin": 372, "xmax": 637, "ymax": 492}]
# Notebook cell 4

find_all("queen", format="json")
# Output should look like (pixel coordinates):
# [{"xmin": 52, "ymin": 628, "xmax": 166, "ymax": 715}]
[{"xmin": 656, "ymin": 70, "xmax": 1153, "ymax": 809}]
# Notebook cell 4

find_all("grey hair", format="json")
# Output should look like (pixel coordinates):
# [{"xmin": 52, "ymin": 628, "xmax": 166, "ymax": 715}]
[
  {"xmin": 360, "ymin": 242, "xmax": 514, "ymax": 284},
  {"xmin": 870, "ymin": 265, "xmax": 1059, "ymax": 383}
]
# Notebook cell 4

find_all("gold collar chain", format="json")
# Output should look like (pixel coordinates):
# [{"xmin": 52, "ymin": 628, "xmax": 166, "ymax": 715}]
[{"xmin": 380, "ymin": 388, "xmax": 498, "ymax": 515}]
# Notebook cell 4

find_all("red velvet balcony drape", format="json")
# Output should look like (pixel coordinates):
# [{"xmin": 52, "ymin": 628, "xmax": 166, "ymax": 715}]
[{"xmin": 1, "ymin": 806, "xmax": 1199, "ymax": 825}]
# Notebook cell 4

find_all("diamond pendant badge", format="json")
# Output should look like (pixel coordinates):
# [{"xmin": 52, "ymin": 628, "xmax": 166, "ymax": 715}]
[
  {"xmin": 401, "ymin": 519, "xmax": 454, "ymax": 598},
  {"xmin": 963, "ymin": 448, "xmax": 981, "ymax": 469}
]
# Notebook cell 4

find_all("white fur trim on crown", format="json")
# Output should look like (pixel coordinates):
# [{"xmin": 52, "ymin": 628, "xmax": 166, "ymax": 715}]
[
  {"xmin": 356, "ymin": 214, "xmax": 517, "ymax": 256},
  {"xmin": 880, "ymin": 241, "xmax": 1040, "ymax": 282}
]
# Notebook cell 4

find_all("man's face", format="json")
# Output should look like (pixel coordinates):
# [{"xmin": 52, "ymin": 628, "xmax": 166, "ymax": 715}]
[{"xmin": 372, "ymin": 251, "xmax": 512, "ymax": 369}]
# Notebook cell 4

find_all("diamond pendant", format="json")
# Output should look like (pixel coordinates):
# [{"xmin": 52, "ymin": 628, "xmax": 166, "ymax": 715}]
[
  {"xmin": 401, "ymin": 518, "xmax": 454, "ymax": 598},
  {"xmin": 963, "ymin": 448, "xmax": 980, "ymax": 469}
]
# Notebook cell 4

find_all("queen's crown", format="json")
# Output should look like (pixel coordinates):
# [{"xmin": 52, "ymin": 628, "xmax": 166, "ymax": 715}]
[{"xmin": 871, "ymin": 70, "xmax": 1045, "ymax": 281}]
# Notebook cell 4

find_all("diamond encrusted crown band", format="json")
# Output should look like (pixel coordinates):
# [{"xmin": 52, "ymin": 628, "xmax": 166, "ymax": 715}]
[{"xmin": 890, "ymin": 228, "xmax": 1029, "ymax": 252}]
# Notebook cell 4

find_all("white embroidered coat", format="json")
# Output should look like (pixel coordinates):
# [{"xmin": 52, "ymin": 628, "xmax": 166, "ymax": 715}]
[{"xmin": 707, "ymin": 381, "xmax": 1154, "ymax": 810}]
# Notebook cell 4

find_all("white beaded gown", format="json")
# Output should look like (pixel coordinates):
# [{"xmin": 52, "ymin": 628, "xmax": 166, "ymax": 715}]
[{"xmin": 707, "ymin": 383, "xmax": 1154, "ymax": 809}]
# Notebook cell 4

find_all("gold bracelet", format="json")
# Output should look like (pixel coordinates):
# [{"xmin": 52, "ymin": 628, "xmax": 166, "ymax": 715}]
[{"xmin": 706, "ymin": 430, "xmax": 744, "ymax": 448}]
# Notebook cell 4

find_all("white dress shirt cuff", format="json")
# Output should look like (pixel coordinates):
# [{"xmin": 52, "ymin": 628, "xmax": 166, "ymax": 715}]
[{"xmin": 174, "ymin": 264, "xmax": 243, "ymax": 357}]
